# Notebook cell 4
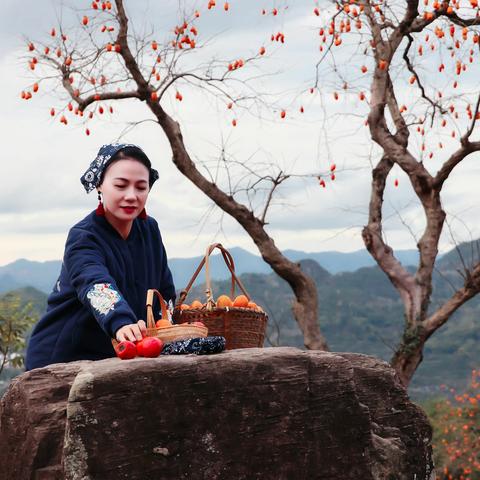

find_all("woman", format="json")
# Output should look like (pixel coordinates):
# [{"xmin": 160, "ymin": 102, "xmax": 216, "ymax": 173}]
[{"xmin": 25, "ymin": 143, "xmax": 176, "ymax": 370}]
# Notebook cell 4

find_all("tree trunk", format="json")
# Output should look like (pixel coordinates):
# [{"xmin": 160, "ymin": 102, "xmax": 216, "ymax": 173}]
[
  {"xmin": 390, "ymin": 324, "xmax": 426, "ymax": 387},
  {"xmin": 291, "ymin": 268, "xmax": 327, "ymax": 350}
]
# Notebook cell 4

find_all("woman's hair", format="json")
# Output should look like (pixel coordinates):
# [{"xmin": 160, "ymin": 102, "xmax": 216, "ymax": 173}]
[{"xmin": 99, "ymin": 146, "xmax": 156, "ymax": 188}]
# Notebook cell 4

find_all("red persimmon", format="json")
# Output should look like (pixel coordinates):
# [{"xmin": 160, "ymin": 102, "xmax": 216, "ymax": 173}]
[
  {"xmin": 115, "ymin": 341, "xmax": 137, "ymax": 360},
  {"xmin": 136, "ymin": 337, "xmax": 163, "ymax": 358}
]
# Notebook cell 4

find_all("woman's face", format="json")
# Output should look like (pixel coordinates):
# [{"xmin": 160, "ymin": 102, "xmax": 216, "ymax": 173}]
[{"xmin": 98, "ymin": 158, "xmax": 150, "ymax": 222}]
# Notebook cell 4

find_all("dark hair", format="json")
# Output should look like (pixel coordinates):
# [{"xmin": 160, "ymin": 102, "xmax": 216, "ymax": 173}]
[{"xmin": 100, "ymin": 146, "xmax": 156, "ymax": 187}]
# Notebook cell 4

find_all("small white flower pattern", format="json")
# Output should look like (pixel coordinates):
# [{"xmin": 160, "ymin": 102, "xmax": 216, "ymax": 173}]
[{"xmin": 87, "ymin": 283, "xmax": 121, "ymax": 316}]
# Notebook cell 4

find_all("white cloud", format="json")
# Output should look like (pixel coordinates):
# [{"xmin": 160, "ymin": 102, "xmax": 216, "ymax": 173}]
[{"xmin": 1, "ymin": 0, "xmax": 480, "ymax": 267}]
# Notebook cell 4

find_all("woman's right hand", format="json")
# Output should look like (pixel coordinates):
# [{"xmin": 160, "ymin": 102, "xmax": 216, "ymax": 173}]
[{"xmin": 115, "ymin": 320, "xmax": 147, "ymax": 343}]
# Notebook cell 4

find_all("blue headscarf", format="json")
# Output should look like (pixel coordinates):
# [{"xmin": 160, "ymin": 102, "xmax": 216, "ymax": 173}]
[{"xmin": 80, "ymin": 143, "xmax": 159, "ymax": 193}]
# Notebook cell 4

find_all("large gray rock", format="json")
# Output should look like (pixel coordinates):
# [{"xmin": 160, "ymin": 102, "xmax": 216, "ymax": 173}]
[{"xmin": 0, "ymin": 348, "xmax": 434, "ymax": 480}]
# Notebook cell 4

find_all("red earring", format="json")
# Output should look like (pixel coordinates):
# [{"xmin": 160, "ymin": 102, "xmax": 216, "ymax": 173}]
[
  {"xmin": 96, "ymin": 192, "xmax": 105, "ymax": 216},
  {"xmin": 139, "ymin": 208, "xmax": 147, "ymax": 219}
]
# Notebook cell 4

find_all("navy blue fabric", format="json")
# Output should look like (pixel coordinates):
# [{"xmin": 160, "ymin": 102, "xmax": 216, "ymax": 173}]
[
  {"xmin": 161, "ymin": 336, "xmax": 226, "ymax": 355},
  {"xmin": 25, "ymin": 211, "xmax": 175, "ymax": 370}
]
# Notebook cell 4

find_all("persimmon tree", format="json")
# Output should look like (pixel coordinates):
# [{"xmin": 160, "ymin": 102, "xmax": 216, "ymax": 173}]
[
  {"xmin": 311, "ymin": 0, "xmax": 480, "ymax": 385},
  {"xmin": 20, "ymin": 0, "xmax": 330, "ymax": 351}
]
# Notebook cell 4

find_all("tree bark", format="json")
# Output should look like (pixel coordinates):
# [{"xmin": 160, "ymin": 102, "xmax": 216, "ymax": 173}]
[{"xmin": 390, "ymin": 327, "xmax": 426, "ymax": 388}]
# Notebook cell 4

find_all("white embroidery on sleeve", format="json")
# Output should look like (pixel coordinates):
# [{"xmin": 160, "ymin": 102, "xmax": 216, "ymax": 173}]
[
  {"xmin": 167, "ymin": 299, "xmax": 174, "ymax": 321},
  {"xmin": 87, "ymin": 283, "xmax": 121, "ymax": 316}
]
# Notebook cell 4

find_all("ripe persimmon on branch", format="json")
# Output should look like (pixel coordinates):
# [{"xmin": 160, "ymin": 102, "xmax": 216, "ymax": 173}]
[
  {"xmin": 20, "ymin": 0, "xmax": 332, "ymax": 351},
  {"xmin": 312, "ymin": 0, "xmax": 480, "ymax": 386}
]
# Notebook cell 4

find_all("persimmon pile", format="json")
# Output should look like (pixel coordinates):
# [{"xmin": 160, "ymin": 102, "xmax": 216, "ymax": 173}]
[{"xmin": 178, "ymin": 294, "xmax": 264, "ymax": 312}]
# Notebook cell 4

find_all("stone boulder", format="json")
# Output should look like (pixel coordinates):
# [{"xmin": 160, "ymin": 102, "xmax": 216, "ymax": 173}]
[{"xmin": 0, "ymin": 347, "xmax": 435, "ymax": 480}]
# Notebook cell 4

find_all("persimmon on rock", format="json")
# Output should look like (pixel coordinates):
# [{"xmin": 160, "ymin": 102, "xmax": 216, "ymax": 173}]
[
  {"xmin": 114, "ymin": 341, "xmax": 137, "ymax": 360},
  {"xmin": 136, "ymin": 337, "xmax": 163, "ymax": 357}
]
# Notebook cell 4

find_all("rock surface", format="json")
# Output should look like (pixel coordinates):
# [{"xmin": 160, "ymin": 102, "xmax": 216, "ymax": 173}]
[{"xmin": 0, "ymin": 347, "xmax": 435, "ymax": 480}]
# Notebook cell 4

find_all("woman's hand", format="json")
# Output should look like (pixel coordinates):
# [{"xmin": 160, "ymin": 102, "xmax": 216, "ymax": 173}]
[{"xmin": 115, "ymin": 320, "xmax": 147, "ymax": 342}]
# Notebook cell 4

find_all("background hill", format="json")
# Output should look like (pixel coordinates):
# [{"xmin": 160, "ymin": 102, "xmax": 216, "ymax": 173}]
[
  {"xmin": 0, "ymin": 247, "xmax": 422, "ymax": 294},
  {"xmin": 1, "ymin": 241, "xmax": 477, "ymax": 400}
]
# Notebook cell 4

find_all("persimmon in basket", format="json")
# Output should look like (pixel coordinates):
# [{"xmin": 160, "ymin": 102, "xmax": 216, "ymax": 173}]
[
  {"xmin": 233, "ymin": 295, "xmax": 248, "ymax": 307},
  {"xmin": 155, "ymin": 319, "xmax": 171, "ymax": 328},
  {"xmin": 216, "ymin": 295, "xmax": 233, "ymax": 307},
  {"xmin": 214, "ymin": 294, "xmax": 264, "ymax": 312}
]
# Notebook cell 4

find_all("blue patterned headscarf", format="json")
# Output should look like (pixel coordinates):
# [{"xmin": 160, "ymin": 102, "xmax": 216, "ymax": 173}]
[{"xmin": 80, "ymin": 143, "xmax": 159, "ymax": 193}]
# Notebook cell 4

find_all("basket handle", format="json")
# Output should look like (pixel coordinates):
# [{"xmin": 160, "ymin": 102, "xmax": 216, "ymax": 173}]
[
  {"xmin": 176, "ymin": 243, "xmax": 251, "ymax": 307},
  {"xmin": 177, "ymin": 243, "xmax": 235, "ymax": 304},
  {"xmin": 146, "ymin": 289, "xmax": 169, "ymax": 328}
]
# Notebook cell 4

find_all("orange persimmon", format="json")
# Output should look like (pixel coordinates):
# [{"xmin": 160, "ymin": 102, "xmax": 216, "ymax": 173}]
[
  {"xmin": 233, "ymin": 295, "xmax": 249, "ymax": 307},
  {"xmin": 156, "ymin": 319, "xmax": 171, "ymax": 328},
  {"xmin": 216, "ymin": 295, "xmax": 233, "ymax": 307},
  {"xmin": 190, "ymin": 300, "xmax": 203, "ymax": 309}
]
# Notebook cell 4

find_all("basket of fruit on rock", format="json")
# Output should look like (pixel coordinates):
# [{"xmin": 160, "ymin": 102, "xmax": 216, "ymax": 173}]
[
  {"xmin": 173, "ymin": 243, "xmax": 268, "ymax": 349},
  {"xmin": 111, "ymin": 288, "xmax": 208, "ymax": 355},
  {"xmin": 145, "ymin": 288, "xmax": 208, "ymax": 342}
]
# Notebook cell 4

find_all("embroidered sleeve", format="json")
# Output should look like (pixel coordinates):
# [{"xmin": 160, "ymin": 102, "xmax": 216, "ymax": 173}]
[
  {"xmin": 86, "ymin": 283, "xmax": 122, "ymax": 316},
  {"xmin": 64, "ymin": 229, "xmax": 136, "ymax": 337}
]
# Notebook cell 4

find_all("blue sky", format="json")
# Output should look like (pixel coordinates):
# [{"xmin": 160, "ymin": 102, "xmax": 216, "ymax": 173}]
[{"xmin": 1, "ymin": 0, "xmax": 479, "ymax": 266}]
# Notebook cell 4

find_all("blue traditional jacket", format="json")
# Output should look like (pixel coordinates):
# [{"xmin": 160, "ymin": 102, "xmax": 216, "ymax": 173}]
[{"xmin": 25, "ymin": 211, "xmax": 175, "ymax": 370}]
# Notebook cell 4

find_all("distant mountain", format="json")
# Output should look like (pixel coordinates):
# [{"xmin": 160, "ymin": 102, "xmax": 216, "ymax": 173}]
[
  {"xmin": 0, "ymin": 246, "xmax": 423, "ymax": 294},
  {"xmin": 4, "ymin": 286, "xmax": 49, "ymax": 317},
  {"xmin": 0, "ymin": 248, "xmax": 272, "ymax": 295},
  {"xmin": 0, "ymin": 259, "xmax": 62, "ymax": 295},
  {"xmin": 283, "ymin": 248, "xmax": 420, "ymax": 273},
  {"xmin": 436, "ymin": 240, "xmax": 480, "ymax": 271}
]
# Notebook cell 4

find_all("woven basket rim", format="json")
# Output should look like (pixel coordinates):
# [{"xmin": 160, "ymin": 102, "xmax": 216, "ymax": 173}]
[
  {"xmin": 146, "ymin": 324, "xmax": 208, "ymax": 334},
  {"xmin": 112, "ymin": 324, "xmax": 208, "ymax": 348},
  {"xmin": 175, "ymin": 306, "xmax": 267, "ymax": 314},
  {"xmin": 147, "ymin": 324, "xmax": 208, "ymax": 340}
]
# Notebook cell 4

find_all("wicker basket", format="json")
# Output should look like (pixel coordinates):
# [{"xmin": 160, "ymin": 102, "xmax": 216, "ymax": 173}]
[
  {"xmin": 112, "ymin": 289, "xmax": 208, "ymax": 349},
  {"xmin": 172, "ymin": 243, "xmax": 268, "ymax": 349}
]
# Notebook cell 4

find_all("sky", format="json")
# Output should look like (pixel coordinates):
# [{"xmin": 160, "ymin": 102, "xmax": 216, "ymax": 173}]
[{"xmin": 1, "ymin": 0, "xmax": 479, "ymax": 267}]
